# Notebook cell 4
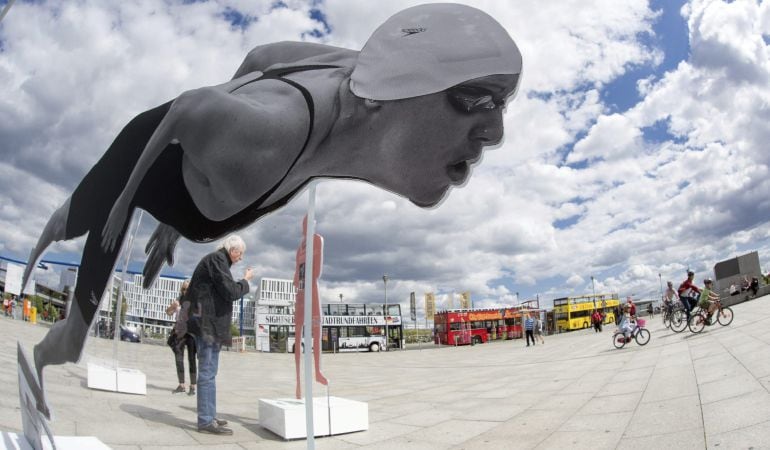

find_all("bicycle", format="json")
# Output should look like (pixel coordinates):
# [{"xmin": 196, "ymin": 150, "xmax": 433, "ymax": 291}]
[
  {"xmin": 687, "ymin": 299, "xmax": 734, "ymax": 333},
  {"xmin": 613, "ymin": 318, "xmax": 651, "ymax": 348},
  {"xmin": 662, "ymin": 301, "xmax": 683, "ymax": 329}
]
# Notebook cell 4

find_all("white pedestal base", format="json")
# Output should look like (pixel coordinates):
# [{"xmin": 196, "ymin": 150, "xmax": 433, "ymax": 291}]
[
  {"xmin": 259, "ymin": 396, "xmax": 368, "ymax": 440},
  {"xmin": 0, "ymin": 432, "xmax": 109, "ymax": 450},
  {"xmin": 86, "ymin": 362, "xmax": 146, "ymax": 395}
]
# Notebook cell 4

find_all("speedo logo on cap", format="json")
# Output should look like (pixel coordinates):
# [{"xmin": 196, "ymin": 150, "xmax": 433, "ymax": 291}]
[{"xmin": 401, "ymin": 27, "xmax": 426, "ymax": 37}]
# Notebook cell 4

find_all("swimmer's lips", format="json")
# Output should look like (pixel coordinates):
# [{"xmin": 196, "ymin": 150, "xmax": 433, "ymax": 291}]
[{"xmin": 446, "ymin": 150, "xmax": 483, "ymax": 184}]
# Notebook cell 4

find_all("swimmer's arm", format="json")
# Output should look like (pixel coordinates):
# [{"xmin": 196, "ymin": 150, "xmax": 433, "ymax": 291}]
[{"xmin": 101, "ymin": 92, "xmax": 193, "ymax": 252}]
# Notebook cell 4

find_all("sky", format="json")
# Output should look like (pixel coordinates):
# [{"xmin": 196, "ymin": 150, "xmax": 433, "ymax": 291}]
[{"xmin": 1, "ymin": 0, "xmax": 770, "ymax": 317}]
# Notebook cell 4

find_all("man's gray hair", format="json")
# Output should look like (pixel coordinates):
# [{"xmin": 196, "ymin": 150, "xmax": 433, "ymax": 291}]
[{"xmin": 219, "ymin": 234, "xmax": 246, "ymax": 253}]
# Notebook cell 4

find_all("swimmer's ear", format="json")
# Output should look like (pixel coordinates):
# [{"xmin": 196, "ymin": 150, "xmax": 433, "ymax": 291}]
[{"xmin": 364, "ymin": 98, "xmax": 382, "ymax": 110}]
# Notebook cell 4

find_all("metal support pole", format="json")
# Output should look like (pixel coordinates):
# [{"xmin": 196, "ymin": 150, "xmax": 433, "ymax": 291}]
[
  {"xmin": 303, "ymin": 183, "xmax": 318, "ymax": 449},
  {"xmin": 383, "ymin": 275, "xmax": 388, "ymax": 351}
]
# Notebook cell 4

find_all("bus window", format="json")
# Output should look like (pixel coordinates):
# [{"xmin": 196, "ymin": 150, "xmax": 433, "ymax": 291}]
[
  {"xmin": 449, "ymin": 322, "xmax": 463, "ymax": 331},
  {"xmin": 328, "ymin": 304, "xmax": 340, "ymax": 316},
  {"xmin": 349, "ymin": 326, "xmax": 366, "ymax": 337},
  {"xmin": 349, "ymin": 305, "xmax": 365, "ymax": 316},
  {"xmin": 387, "ymin": 304, "xmax": 401, "ymax": 316},
  {"xmin": 366, "ymin": 304, "xmax": 383, "ymax": 316}
]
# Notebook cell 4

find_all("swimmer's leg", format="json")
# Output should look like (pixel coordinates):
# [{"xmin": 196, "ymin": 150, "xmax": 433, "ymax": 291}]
[
  {"xmin": 33, "ymin": 222, "xmax": 126, "ymax": 417},
  {"xmin": 22, "ymin": 197, "xmax": 75, "ymax": 292}
]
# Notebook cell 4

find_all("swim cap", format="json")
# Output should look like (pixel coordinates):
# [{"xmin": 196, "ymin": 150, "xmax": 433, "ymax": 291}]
[{"xmin": 350, "ymin": 3, "xmax": 523, "ymax": 101}]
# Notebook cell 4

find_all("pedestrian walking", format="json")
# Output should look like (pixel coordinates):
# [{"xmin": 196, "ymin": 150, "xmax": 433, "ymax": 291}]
[
  {"xmin": 534, "ymin": 315, "xmax": 545, "ymax": 344},
  {"xmin": 524, "ymin": 313, "xmax": 535, "ymax": 347}
]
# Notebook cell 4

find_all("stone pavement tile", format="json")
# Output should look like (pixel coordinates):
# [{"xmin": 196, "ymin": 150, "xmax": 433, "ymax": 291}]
[
  {"xmin": 442, "ymin": 396, "xmax": 527, "ymax": 422},
  {"xmin": 707, "ymin": 419, "xmax": 770, "ymax": 449},
  {"xmin": 453, "ymin": 434, "xmax": 543, "ymax": 450},
  {"xmin": 478, "ymin": 408, "xmax": 573, "ymax": 439},
  {"xmin": 475, "ymin": 386, "xmax": 523, "ymax": 399},
  {"xmin": 529, "ymin": 393, "xmax": 594, "ymax": 414},
  {"xmin": 335, "ymin": 420, "xmax": 421, "ymax": 446},
  {"xmin": 689, "ymin": 339, "xmax": 727, "ymax": 362},
  {"xmin": 390, "ymin": 410, "xmax": 451, "ymax": 427},
  {"xmin": 599, "ymin": 378, "xmax": 647, "ymax": 397},
  {"xmin": 76, "ymin": 418, "xmax": 199, "ymax": 447},
  {"xmin": 581, "ymin": 392, "xmax": 642, "ymax": 415},
  {"xmin": 760, "ymin": 375, "xmax": 770, "ymax": 392},
  {"xmin": 615, "ymin": 365, "xmax": 655, "ymax": 383},
  {"xmin": 361, "ymin": 435, "xmax": 452, "ymax": 450},
  {"xmin": 399, "ymin": 419, "xmax": 499, "ymax": 446},
  {"xmin": 702, "ymin": 390, "xmax": 770, "ymax": 435},
  {"xmin": 535, "ymin": 429, "xmax": 622, "ymax": 449},
  {"xmin": 698, "ymin": 370, "xmax": 764, "ymax": 405},
  {"xmin": 658, "ymin": 341, "xmax": 690, "ymax": 357},
  {"xmin": 369, "ymin": 400, "xmax": 434, "ymax": 416},
  {"xmin": 617, "ymin": 428, "xmax": 705, "ymax": 450},
  {"xmin": 559, "ymin": 411, "xmax": 633, "ymax": 432},
  {"xmin": 260, "ymin": 436, "xmax": 359, "ymax": 450},
  {"xmin": 691, "ymin": 358, "xmax": 743, "ymax": 385},
  {"xmin": 623, "ymin": 394, "xmax": 701, "ymax": 438},
  {"xmin": 640, "ymin": 365, "xmax": 698, "ymax": 404},
  {"xmin": 368, "ymin": 408, "xmax": 403, "ymax": 423}
]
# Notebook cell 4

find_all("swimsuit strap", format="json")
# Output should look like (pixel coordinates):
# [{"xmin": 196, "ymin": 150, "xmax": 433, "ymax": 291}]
[{"xmin": 232, "ymin": 64, "xmax": 340, "ymax": 213}]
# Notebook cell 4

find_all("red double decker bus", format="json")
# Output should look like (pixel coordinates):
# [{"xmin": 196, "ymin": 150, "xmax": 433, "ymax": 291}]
[{"xmin": 434, "ymin": 306, "xmax": 539, "ymax": 345}]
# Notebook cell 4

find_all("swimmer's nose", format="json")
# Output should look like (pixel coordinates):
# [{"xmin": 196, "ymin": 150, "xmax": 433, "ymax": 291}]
[{"xmin": 470, "ymin": 114, "xmax": 504, "ymax": 145}]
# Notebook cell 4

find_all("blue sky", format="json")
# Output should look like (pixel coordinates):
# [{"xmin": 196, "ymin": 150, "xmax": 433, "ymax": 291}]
[{"xmin": 1, "ymin": 0, "xmax": 770, "ymax": 314}]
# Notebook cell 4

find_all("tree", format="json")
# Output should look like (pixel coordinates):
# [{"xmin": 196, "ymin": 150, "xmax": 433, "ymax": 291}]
[{"xmin": 230, "ymin": 323, "xmax": 240, "ymax": 337}]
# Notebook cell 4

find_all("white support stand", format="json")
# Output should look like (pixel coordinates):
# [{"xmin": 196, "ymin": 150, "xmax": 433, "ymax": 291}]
[
  {"xmin": 86, "ymin": 361, "xmax": 146, "ymax": 395},
  {"xmin": 259, "ymin": 397, "xmax": 368, "ymax": 440},
  {"xmin": 0, "ymin": 433, "xmax": 110, "ymax": 450}
]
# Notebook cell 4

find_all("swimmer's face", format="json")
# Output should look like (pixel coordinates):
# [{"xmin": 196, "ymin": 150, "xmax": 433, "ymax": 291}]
[{"xmin": 368, "ymin": 74, "xmax": 519, "ymax": 207}]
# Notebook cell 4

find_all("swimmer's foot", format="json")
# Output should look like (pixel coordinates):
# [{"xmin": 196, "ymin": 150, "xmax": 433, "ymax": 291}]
[{"xmin": 18, "ymin": 343, "xmax": 51, "ymax": 420}]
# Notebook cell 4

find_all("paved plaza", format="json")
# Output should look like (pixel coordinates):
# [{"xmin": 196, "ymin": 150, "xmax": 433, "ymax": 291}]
[{"xmin": 2, "ymin": 296, "xmax": 770, "ymax": 449}]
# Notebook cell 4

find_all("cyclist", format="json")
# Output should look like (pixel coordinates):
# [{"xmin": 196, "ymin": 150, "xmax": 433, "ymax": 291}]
[
  {"xmin": 617, "ymin": 304, "xmax": 634, "ymax": 341},
  {"xmin": 662, "ymin": 281, "xmax": 678, "ymax": 316},
  {"xmin": 698, "ymin": 278, "xmax": 720, "ymax": 324},
  {"xmin": 678, "ymin": 270, "xmax": 700, "ymax": 321}
]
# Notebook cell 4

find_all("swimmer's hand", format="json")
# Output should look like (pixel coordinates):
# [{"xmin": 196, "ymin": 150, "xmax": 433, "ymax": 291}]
[
  {"xmin": 101, "ymin": 194, "xmax": 130, "ymax": 252},
  {"xmin": 143, "ymin": 224, "xmax": 181, "ymax": 289}
]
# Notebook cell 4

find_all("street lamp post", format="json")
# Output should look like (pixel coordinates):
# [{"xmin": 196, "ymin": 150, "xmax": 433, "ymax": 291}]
[
  {"xmin": 591, "ymin": 276, "xmax": 596, "ymax": 309},
  {"xmin": 382, "ymin": 275, "xmax": 389, "ymax": 351},
  {"xmin": 339, "ymin": 293, "xmax": 343, "ymax": 303},
  {"xmin": 658, "ymin": 273, "xmax": 663, "ymax": 301}
]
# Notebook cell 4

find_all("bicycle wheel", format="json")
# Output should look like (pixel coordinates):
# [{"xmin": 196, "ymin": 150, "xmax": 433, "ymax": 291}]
[
  {"xmin": 670, "ymin": 310, "xmax": 688, "ymax": 333},
  {"xmin": 688, "ymin": 313, "xmax": 706, "ymax": 333},
  {"xmin": 613, "ymin": 333, "xmax": 626, "ymax": 349},
  {"xmin": 635, "ymin": 328, "xmax": 651, "ymax": 345},
  {"xmin": 717, "ymin": 307, "xmax": 734, "ymax": 326},
  {"xmin": 662, "ymin": 313, "xmax": 671, "ymax": 328}
]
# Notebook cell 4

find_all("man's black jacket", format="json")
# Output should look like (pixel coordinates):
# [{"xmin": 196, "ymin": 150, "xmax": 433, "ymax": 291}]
[{"xmin": 186, "ymin": 247, "xmax": 250, "ymax": 345}]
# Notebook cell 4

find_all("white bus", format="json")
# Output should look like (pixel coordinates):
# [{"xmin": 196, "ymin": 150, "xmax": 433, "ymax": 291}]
[{"xmin": 256, "ymin": 302, "xmax": 403, "ymax": 353}]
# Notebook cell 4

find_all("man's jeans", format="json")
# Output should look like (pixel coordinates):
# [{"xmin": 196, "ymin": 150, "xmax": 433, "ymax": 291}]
[
  {"xmin": 196, "ymin": 337, "xmax": 221, "ymax": 428},
  {"xmin": 681, "ymin": 296, "xmax": 695, "ymax": 320}
]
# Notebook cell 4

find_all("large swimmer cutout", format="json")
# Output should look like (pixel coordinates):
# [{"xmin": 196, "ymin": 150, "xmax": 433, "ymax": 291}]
[{"xmin": 19, "ymin": 3, "xmax": 523, "ymax": 443}]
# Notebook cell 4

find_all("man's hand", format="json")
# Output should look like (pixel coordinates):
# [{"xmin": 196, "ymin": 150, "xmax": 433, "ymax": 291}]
[{"xmin": 244, "ymin": 267, "xmax": 255, "ymax": 281}]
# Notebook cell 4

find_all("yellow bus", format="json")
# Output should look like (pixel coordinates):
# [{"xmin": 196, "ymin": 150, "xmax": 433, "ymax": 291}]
[{"xmin": 553, "ymin": 294, "xmax": 620, "ymax": 332}]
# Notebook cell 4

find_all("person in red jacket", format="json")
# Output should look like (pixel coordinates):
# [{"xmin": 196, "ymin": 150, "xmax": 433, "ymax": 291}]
[
  {"xmin": 678, "ymin": 270, "xmax": 701, "ymax": 321},
  {"xmin": 626, "ymin": 296, "xmax": 637, "ymax": 318}
]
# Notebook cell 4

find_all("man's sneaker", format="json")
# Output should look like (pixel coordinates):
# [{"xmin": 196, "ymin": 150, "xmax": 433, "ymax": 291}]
[
  {"xmin": 198, "ymin": 422, "xmax": 233, "ymax": 435},
  {"xmin": 188, "ymin": 386, "xmax": 196, "ymax": 396},
  {"xmin": 215, "ymin": 418, "xmax": 228, "ymax": 426},
  {"xmin": 172, "ymin": 386, "xmax": 185, "ymax": 394}
]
